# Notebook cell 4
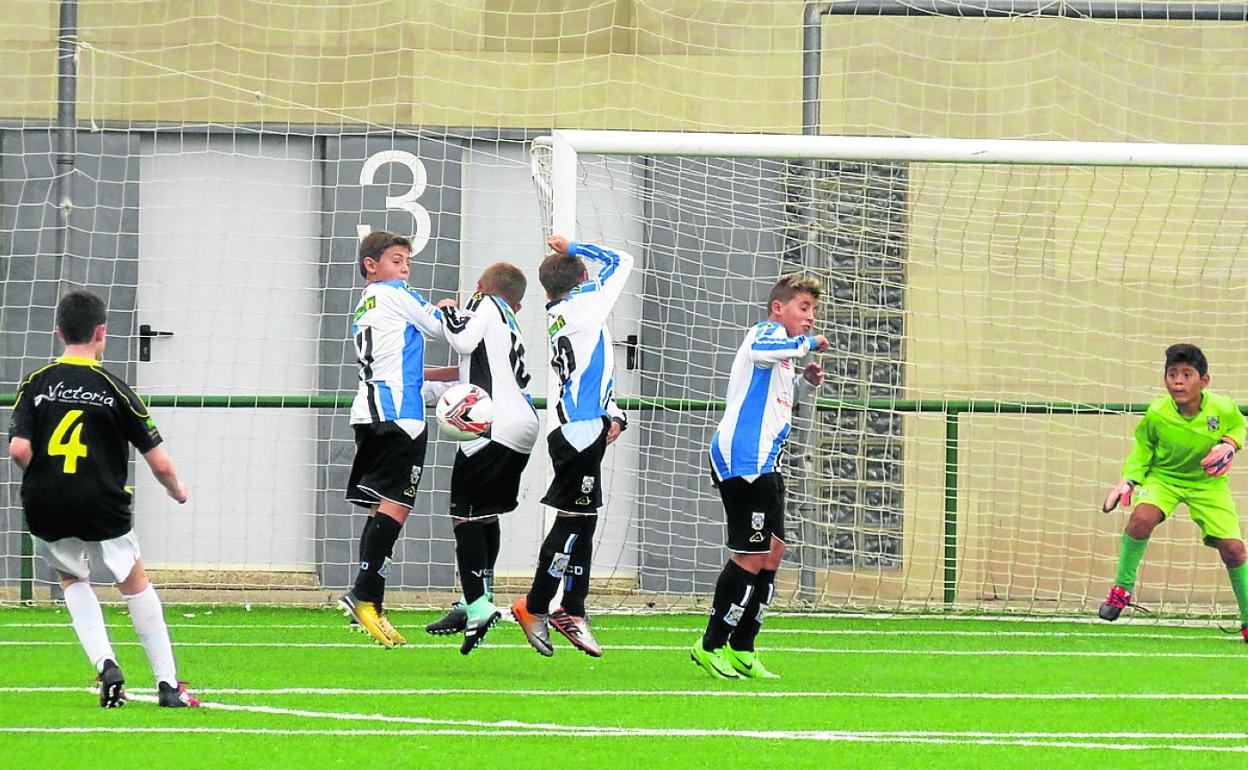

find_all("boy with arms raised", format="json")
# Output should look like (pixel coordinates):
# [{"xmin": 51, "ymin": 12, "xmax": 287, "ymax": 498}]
[
  {"xmin": 511, "ymin": 235, "xmax": 631, "ymax": 657},
  {"xmin": 1100, "ymin": 343, "xmax": 1248, "ymax": 639},
  {"xmin": 691, "ymin": 275, "xmax": 829, "ymax": 679},
  {"xmin": 339, "ymin": 230, "xmax": 449, "ymax": 648},
  {"xmin": 8, "ymin": 290, "xmax": 198, "ymax": 707},
  {"xmin": 423, "ymin": 262, "xmax": 540, "ymax": 654}
]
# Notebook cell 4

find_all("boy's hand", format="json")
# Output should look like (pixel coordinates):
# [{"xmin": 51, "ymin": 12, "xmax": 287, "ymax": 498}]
[
  {"xmin": 547, "ymin": 234, "xmax": 571, "ymax": 255},
  {"xmin": 1202, "ymin": 440, "xmax": 1237, "ymax": 477},
  {"xmin": 802, "ymin": 362, "xmax": 824, "ymax": 386},
  {"xmin": 436, "ymin": 298, "xmax": 457, "ymax": 310},
  {"xmin": 812, "ymin": 334, "xmax": 829, "ymax": 351},
  {"xmin": 169, "ymin": 482, "xmax": 189, "ymax": 505},
  {"xmin": 1102, "ymin": 480, "xmax": 1135, "ymax": 513}
]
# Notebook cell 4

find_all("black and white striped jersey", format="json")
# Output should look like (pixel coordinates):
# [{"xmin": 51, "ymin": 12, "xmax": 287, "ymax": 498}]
[{"xmin": 441, "ymin": 292, "xmax": 539, "ymax": 455}]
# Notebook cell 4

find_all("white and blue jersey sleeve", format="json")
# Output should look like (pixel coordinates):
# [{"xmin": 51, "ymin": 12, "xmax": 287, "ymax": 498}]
[
  {"xmin": 710, "ymin": 321, "xmax": 819, "ymax": 481},
  {"xmin": 349, "ymin": 280, "xmax": 445, "ymax": 430},
  {"xmin": 545, "ymin": 241, "xmax": 635, "ymax": 430}
]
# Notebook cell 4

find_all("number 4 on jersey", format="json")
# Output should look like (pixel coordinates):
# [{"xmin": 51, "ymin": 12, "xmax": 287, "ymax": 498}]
[{"xmin": 49, "ymin": 409, "xmax": 88, "ymax": 473}]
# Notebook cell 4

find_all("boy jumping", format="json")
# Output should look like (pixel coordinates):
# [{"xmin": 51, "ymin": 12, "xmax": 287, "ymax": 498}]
[
  {"xmin": 424, "ymin": 263, "xmax": 540, "ymax": 654},
  {"xmin": 339, "ymin": 230, "xmax": 448, "ymax": 648},
  {"xmin": 511, "ymin": 235, "xmax": 631, "ymax": 658}
]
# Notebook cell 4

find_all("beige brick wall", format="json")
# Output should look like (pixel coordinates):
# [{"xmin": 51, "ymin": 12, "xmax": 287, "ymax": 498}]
[{"xmin": 7, "ymin": 2, "xmax": 1243, "ymax": 137}]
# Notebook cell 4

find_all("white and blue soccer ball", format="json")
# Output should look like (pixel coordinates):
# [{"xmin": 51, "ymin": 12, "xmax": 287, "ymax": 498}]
[{"xmin": 435, "ymin": 383, "xmax": 494, "ymax": 441}]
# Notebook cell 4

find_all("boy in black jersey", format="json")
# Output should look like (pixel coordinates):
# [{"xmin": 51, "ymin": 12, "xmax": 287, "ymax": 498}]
[{"xmin": 8, "ymin": 290, "xmax": 197, "ymax": 708}]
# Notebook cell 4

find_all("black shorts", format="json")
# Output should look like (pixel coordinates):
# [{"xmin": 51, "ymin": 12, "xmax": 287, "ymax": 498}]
[
  {"xmin": 345, "ymin": 422, "xmax": 428, "ymax": 509},
  {"xmin": 540, "ymin": 417, "xmax": 610, "ymax": 514},
  {"xmin": 714, "ymin": 471, "xmax": 786, "ymax": 554},
  {"xmin": 450, "ymin": 442, "xmax": 531, "ymax": 518}
]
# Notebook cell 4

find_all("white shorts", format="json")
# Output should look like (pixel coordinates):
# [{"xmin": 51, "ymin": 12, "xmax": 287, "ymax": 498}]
[{"xmin": 34, "ymin": 530, "xmax": 142, "ymax": 583}]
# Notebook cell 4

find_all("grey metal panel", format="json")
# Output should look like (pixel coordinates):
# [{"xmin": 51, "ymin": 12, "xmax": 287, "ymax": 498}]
[
  {"xmin": 1, "ymin": 128, "xmax": 57, "ymax": 591},
  {"xmin": 1, "ymin": 129, "xmax": 140, "ymax": 590},
  {"xmin": 318, "ymin": 134, "xmax": 464, "ymax": 591},
  {"xmin": 638, "ymin": 156, "xmax": 787, "ymax": 594}
]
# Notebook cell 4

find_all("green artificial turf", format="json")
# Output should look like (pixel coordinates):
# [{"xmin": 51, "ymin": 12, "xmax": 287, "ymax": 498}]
[{"xmin": 2, "ymin": 606, "xmax": 1246, "ymax": 769}]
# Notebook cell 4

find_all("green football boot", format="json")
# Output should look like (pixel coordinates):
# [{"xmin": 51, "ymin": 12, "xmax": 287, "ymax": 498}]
[
  {"xmin": 689, "ymin": 640, "xmax": 740, "ymax": 679},
  {"xmin": 724, "ymin": 645, "xmax": 781, "ymax": 679},
  {"xmin": 460, "ymin": 594, "xmax": 502, "ymax": 655}
]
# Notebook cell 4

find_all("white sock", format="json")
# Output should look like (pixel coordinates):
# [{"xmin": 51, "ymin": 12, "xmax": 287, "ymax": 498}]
[
  {"xmin": 122, "ymin": 585, "xmax": 177, "ymax": 687},
  {"xmin": 63, "ymin": 582, "xmax": 115, "ymax": 672}
]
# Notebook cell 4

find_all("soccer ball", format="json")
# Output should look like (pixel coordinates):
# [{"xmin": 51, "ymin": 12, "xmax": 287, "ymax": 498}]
[{"xmin": 435, "ymin": 383, "xmax": 494, "ymax": 441}]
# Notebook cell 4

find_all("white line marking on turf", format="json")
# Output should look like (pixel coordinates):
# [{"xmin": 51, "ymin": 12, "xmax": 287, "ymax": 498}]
[
  {"xmin": 2, "ymin": 623, "xmax": 1237, "ymax": 643},
  {"xmin": 1, "ymin": 725, "xmax": 1247, "ymax": 752},
  {"xmin": 1, "ymin": 640, "xmax": 1245, "ymax": 658},
  {"xmin": 0, "ymin": 612, "xmax": 1227, "ymax": 628},
  {"xmin": 8, "ymin": 686, "xmax": 1248, "ymax": 700}
]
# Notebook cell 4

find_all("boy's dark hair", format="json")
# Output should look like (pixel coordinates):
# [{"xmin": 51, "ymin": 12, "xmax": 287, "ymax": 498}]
[
  {"xmin": 55, "ymin": 290, "xmax": 108, "ymax": 345},
  {"xmin": 358, "ymin": 230, "xmax": 412, "ymax": 278},
  {"xmin": 1165, "ymin": 343, "xmax": 1208, "ymax": 377},
  {"xmin": 539, "ymin": 253, "xmax": 585, "ymax": 299},
  {"xmin": 479, "ymin": 262, "xmax": 527, "ymax": 308},
  {"xmin": 769, "ymin": 274, "xmax": 823, "ymax": 307}
]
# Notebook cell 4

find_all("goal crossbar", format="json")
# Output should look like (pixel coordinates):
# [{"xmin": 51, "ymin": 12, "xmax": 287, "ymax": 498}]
[{"xmin": 544, "ymin": 130, "xmax": 1248, "ymax": 168}]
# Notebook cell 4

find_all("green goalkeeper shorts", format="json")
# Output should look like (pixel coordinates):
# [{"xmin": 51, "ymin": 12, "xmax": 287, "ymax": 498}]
[{"xmin": 1135, "ymin": 476, "xmax": 1241, "ymax": 544}]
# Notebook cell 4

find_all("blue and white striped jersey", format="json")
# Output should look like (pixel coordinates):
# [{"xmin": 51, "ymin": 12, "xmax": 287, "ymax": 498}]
[
  {"xmin": 441, "ymin": 292, "xmax": 540, "ymax": 455},
  {"xmin": 710, "ymin": 321, "xmax": 820, "ymax": 481},
  {"xmin": 349, "ymin": 280, "xmax": 446, "ymax": 434},
  {"xmin": 545, "ymin": 241, "xmax": 634, "ymax": 431}
]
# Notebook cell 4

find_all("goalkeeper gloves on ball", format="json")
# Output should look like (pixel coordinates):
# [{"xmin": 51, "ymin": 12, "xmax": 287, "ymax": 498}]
[
  {"xmin": 1102, "ymin": 480, "xmax": 1136, "ymax": 513},
  {"xmin": 1201, "ymin": 439, "xmax": 1237, "ymax": 478}
]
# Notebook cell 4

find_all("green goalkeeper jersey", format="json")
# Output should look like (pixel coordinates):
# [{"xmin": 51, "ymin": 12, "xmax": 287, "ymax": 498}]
[{"xmin": 1122, "ymin": 390, "xmax": 1246, "ymax": 487}]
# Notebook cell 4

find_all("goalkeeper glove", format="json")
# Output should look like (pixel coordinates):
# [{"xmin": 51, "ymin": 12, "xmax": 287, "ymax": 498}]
[
  {"xmin": 1102, "ymin": 480, "xmax": 1136, "ymax": 513},
  {"xmin": 1202, "ymin": 439, "xmax": 1237, "ymax": 477}
]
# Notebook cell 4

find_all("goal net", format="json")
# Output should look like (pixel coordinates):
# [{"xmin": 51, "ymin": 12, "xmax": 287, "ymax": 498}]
[
  {"xmin": 4, "ymin": 3, "xmax": 1248, "ymax": 618},
  {"xmin": 534, "ymin": 130, "xmax": 1248, "ymax": 616}
]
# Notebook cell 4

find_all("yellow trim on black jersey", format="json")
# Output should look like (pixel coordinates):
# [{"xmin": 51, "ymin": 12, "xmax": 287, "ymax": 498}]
[
  {"xmin": 95, "ymin": 367, "xmax": 153, "ymax": 420},
  {"xmin": 20, "ymin": 356, "xmax": 153, "ymax": 422},
  {"xmin": 55, "ymin": 355, "xmax": 100, "ymax": 367}
]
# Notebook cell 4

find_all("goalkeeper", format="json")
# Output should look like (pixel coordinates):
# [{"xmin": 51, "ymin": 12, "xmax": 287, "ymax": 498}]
[{"xmin": 1100, "ymin": 343, "xmax": 1248, "ymax": 641}]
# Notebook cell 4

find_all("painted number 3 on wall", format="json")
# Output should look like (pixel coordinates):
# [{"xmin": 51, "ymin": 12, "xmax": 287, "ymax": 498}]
[{"xmin": 356, "ymin": 150, "xmax": 432, "ymax": 255}]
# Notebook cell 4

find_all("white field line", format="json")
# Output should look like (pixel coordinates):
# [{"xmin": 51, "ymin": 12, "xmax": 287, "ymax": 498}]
[
  {"xmin": 0, "ymin": 612, "xmax": 1229, "ymax": 627},
  {"xmin": 0, "ymin": 639, "xmax": 1245, "ymax": 658},
  {"xmin": 0, "ymin": 609, "xmax": 1228, "ymax": 626},
  {"xmin": 0, "ymin": 622, "xmax": 1234, "ymax": 641},
  {"xmin": 4, "ymin": 722, "xmax": 1248, "ymax": 753},
  {"xmin": 7, "ymin": 685, "xmax": 1248, "ymax": 701},
  {"xmin": 8, "ymin": 690, "xmax": 1248, "ymax": 752}
]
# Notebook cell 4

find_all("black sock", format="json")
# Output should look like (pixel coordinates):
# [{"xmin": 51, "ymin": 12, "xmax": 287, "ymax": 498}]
[
  {"xmin": 351, "ymin": 514, "xmax": 379, "ymax": 601},
  {"xmin": 454, "ymin": 520, "xmax": 489, "ymax": 604},
  {"xmin": 357, "ymin": 515, "xmax": 376, "ymax": 562},
  {"xmin": 482, "ymin": 519, "xmax": 501, "ymax": 597},
  {"xmin": 702, "ymin": 560, "xmax": 757, "ymax": 651},
  {"xmin": 526, "ymin": 517, "xmax": 583, "ymax": 615},
  {"xmin": 559, "ymin": 516, "xmax": 598, "ymax": 617},
  {"xmin": 729, "ymin": 568, "xmax": 775, "ymax": 652},
  {"xmin": 353, "ymin": 513, "xmax": 402, "ymax": 604}
]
